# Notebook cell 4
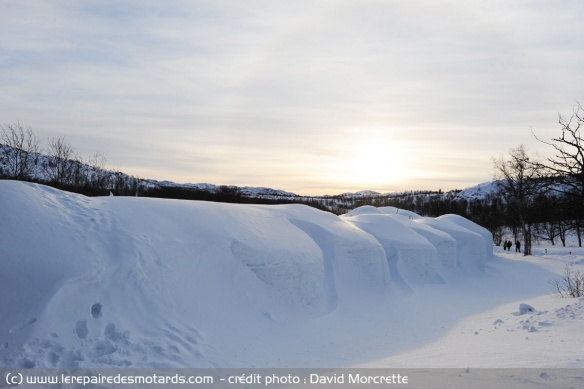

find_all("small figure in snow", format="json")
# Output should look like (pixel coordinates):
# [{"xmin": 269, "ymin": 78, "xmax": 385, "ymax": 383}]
[{"xmin": 515, "ymin": 240, "xmax": 521, "ymax": 253}]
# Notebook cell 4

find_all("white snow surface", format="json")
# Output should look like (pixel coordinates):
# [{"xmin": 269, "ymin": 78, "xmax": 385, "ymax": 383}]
[{"xmin": 1, "ymin": 182, "xmax": 583, "ymax": 368}]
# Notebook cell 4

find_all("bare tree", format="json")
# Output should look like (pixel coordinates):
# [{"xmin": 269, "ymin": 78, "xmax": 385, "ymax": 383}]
[
  {"xmin": 549, "ymin": 265, "xmax": 584, "ymax": 298},
  {"xmin": 88, "ymin": 152, "xmax": 109, "ymax": 192},
  {"xmin": 493, "ymin": 145, "xmax": 543, "ymax": 256},
  {"xmin": 43, "ymin": 136, "xmax": 77, "ymax": 187},
  {"xmin": 532, "ymin": 103, "xmax": 584, "ymax": 245},
  {"xmin": 0, "ymin": 122, "xmax": 40, "ymax": 180}
]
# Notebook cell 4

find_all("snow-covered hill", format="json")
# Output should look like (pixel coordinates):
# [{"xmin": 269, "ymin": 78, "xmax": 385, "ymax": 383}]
[
  {"xmin": 2, "ymin": 181, "xmax": 583, "ymax": 370},
  {"xmin": 455, "ymin": 181, "xmax": 502, "ymax": 201},
  {"xmin": 0, "ymin": 144, "xmax": 298, "ymax": 199},
  {"xmin": 153, "ymin": 180, "xmax": 298, "ymax": 198}
]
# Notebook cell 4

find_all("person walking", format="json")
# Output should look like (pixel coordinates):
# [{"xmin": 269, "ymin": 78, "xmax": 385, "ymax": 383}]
[{"xmin": 515, "ymin": 240, "xmax": 521, "ymax": 253}]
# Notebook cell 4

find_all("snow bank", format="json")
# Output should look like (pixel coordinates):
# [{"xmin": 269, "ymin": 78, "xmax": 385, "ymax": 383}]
[
  {"xmin": 1, "ymin": 182, "xmax": 494, "ymax": 368},
  {"xmin": 343, "ymin": 205, "xmax": 384, "ymax": 216},
  {"xmin": 417, "ymin": 217, "xmax": 489, "ymax": 272},
  {"xmin": 341, "ymin": 214, "xmax": 443, "ymax": 287},
  {"xmin": 344, "ymin": 206, "xmax": 493, "ymax": 276},
  {"xmin": 378, "ymin": 206, "xmax": 421, "ymax": 219},
  {"xmin": 437, "ymin": 214, "xmax": 494, "ymax": 258},
  {"xmin": 400, "ymin": 216, "xmax": 458, "ymax": 269}
]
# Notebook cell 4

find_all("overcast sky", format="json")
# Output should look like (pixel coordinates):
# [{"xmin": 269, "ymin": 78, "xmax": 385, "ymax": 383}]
[{"xmin": 2, "ymin": 1, "xmax": 584, "ymax": 195}]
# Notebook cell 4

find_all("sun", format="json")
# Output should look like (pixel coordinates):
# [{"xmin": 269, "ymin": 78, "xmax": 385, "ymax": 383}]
[{"xmin": 344, "ymin": 138, "xmax": 411, "ymax": 189}]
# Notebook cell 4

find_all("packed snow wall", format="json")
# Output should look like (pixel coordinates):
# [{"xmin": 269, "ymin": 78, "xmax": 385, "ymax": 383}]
[{"xmin": 0, "ymin": 181, "xmax": 493, "ymax": 368}]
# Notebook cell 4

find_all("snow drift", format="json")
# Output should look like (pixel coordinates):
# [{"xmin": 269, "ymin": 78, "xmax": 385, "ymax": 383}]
[{"xmin": 0, "ymin": 181, "xmax": 494, "ymax": 368}]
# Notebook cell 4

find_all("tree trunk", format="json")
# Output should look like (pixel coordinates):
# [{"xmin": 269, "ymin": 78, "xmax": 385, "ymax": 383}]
[{"xmin": 520, "ymin": 216, "xmax": 532, "ymax": 256}]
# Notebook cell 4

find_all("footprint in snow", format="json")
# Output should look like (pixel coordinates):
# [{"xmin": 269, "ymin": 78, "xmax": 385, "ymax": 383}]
[
  {"xmin": 8, "ymin": 318, "xmax": 37, "ymax": 334},
  {"xmin": 74, "ymin": 320, "xmax": 89, "ymax": 339},
  {"xmin": 91, "ymin": 303, "xmax": 103, "ymax": 319}
]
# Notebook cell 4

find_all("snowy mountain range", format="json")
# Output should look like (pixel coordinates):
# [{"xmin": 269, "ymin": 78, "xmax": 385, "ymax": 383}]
[
  {"xmin": 0, "ymin": 144, "xmax": 497, "ymax": 201},
  {"xmin": 0, "ymin": 144, "xmax": 300, "ymax": 198}
]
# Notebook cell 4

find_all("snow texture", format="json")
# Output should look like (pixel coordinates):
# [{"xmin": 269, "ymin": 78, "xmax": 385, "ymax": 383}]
[{"xmin": 2, "ymin": 181, "xmax": 582, "ymax": 369}]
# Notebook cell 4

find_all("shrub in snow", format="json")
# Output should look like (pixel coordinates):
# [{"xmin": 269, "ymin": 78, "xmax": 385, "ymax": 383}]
[{"xmin": 549, "ymin": 265, "xmax": 584, "ymax": 298}]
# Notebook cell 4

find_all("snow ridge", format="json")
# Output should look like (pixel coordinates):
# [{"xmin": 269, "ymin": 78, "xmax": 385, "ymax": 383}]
[{"xmin": 0, "ymin": 181, "xmax": 496, "ymax": 368}]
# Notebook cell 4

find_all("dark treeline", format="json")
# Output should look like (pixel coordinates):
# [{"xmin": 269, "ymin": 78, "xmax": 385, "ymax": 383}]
[
  {"xmin": 142, "ymin": 185, "xmax": 243, "ymax": 202},
  {"xmin": 141, "ymin": 184, "xmax": 332, "ymax": 212}
]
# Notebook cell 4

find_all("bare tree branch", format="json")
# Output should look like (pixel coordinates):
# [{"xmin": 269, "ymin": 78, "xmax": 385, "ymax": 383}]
[
  {"xmin": 492, "ymin": 145, "xmax": 543, "ymax": 255},
  {"xmin": 0, "ymin": 122, "xmax": 40, "ymax": 180}
]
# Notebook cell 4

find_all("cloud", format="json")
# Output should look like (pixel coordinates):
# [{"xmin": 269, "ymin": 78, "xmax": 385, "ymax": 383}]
[{"xmin": 2, "ymin": 1, "xmax": 584, "ymax": 194}]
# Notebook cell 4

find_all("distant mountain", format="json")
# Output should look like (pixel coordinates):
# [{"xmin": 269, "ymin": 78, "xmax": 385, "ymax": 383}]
[
  {"xmin": 150, "ymin": 180, "xmax": 299, "ymax": 198},
  {"xmin": 454, "ymin": 181, "xmax": 502, "ymax": 201},
  {"xmin": 0, "ymin": 144, "xmax": 299, "ymax": 199},
  {"xmin": 0, "ymin": 143, "xmax": 502, "ymax": 216},
  {"xmin": 338, "ymin": 190, "xmax": 381, "ymax": 197}
]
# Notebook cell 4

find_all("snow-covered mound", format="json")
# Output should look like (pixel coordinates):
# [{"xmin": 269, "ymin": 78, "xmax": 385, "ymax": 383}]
[
  {"xmin": 437, "ymin": 214, "xmax": 494, "ymax": 258},
  {"xmin": 1, "ymin": 182, "xmax": 499, "ymax": 368},
  {"xmin": 417, "ymin": 217, "xmax": 488, "ymax": 272},
  {"xmin": 378, "ymin": 206, "xmax": 422, "ymax": 219},
  {"xmin": 343, "ymin": 205, "xmax": 385, "ymax": 216},
  {"xmin": 401, "ymin": 217, "xmax": 458, "ymax": 269},
  {"xmin": 344, "ymin": 206, "xmax": 491, "ymax": 275},
  {"xmin": 342, "ymin": 213, "xmax": 444, "ymax": 288}
]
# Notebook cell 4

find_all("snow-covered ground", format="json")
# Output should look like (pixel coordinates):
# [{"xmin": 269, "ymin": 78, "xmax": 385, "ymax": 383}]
[{"xmin": 1, "ymin": 181, "xmax": 582, "ymax": 369}]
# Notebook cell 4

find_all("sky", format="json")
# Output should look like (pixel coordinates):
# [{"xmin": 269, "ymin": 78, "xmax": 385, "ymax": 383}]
[{"xmin": 2, "ymin": 0, "xmax": 584, "ymax": 195}]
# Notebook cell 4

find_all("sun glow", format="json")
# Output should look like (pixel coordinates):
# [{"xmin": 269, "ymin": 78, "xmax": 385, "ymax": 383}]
[{"xmin": 342, "ymin": 138, "xmax": 413, "ymax": 190}]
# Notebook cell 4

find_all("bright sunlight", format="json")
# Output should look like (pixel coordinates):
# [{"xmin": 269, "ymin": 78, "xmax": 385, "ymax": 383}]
[{"xmin": 341, "ymin": 137, "xmax": 413, "ymax": 190}]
